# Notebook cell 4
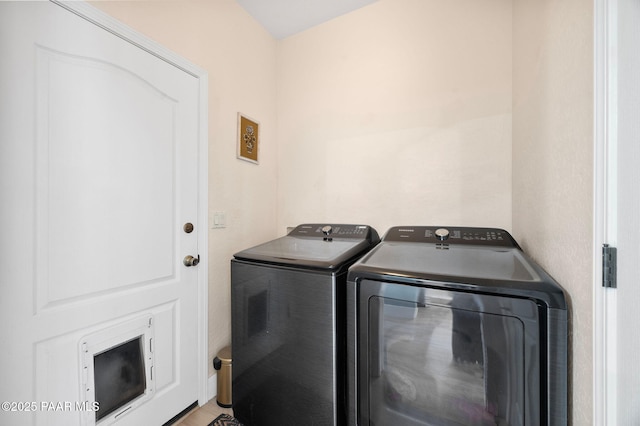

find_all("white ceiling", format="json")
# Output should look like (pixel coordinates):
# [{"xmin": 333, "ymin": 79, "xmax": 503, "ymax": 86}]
[{"xmin": 236, "ymin": 0, "xmax": 378, "ymax": 39}]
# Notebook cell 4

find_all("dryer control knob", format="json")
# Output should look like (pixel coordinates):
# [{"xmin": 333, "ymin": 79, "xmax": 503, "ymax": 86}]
[
  {"xmin": 321, "ymin": 225, "xmax": 333, "ymax": 236},
  {"xmin": 435, "ymin": 228, "xmax": 450, "ymax": 241}
]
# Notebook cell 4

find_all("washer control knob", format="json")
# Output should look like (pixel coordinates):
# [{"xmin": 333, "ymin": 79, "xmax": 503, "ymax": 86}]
[
  {"xmin": 435, "ymin": 228, "xmax": 450, "ymax": 241},
  {"xmin": 321, "ymin": 225, "xmax": 333, "ymax": 236}
]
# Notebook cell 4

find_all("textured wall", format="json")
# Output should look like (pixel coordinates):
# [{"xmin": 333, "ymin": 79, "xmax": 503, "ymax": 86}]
[
  {"xmin": 512, "ymin": 0, "xmax": 594, "ymax": 423},
  {"xmin": 276, "ymin": 0, "xmax": 513, "ymax": 235}
]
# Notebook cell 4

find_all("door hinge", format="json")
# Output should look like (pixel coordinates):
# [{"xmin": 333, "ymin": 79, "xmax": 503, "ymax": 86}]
[{"xmin": 602, "ymin": 244, "xmax": 617, "ymax": 288}]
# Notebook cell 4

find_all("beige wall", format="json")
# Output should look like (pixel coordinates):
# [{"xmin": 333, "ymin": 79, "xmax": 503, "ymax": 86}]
[
  {"xmin": 91, "ymin": 0, "xmax": 279, "ymax": 375},
  {"xmin": 512, "ymin": 0, "xmax": 593, "ymax": 424},
  {"xmin": 277, "ymin": 0, "xmax": 513, "ymax": 234}
]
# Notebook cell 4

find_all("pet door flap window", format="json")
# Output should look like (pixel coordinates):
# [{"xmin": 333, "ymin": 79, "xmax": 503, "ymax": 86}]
[{"xmin": 79, "ymin": 314, "xmax": 155, "ymax": 425}]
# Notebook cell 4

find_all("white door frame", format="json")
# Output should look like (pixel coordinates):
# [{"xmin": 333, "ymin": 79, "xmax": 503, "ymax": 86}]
[
  {"xmin": 593, "ymin": 0, "xmax": 617, "ymax": 423},
  {"xmin": 52, "ymin": 0, "xmax": 210, "ymax": 407}
]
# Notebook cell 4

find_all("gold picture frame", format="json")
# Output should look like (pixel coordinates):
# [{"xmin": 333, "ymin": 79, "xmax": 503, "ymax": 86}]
[{"xmin": 237, "ymin": 113, "xmax": 260, "ymax": 164}]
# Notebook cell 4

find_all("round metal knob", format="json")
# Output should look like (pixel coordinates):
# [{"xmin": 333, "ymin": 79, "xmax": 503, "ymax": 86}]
[
  {"xmin": 435, "ymin": 228, "xmax": 450, "ymax": 241},
  {"xmin": 321, "ymin": 225, "xmax": 333, "ymax": 236},
  {"xmin": 183, "ymin": 255, "xmax": 200, "ymax": 267}
]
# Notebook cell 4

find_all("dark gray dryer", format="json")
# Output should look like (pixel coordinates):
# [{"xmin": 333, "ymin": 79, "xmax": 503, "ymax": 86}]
[
  {"xmin": 231, "ymin": 224, "xmax": 379, "ymax": 426},
  {"xmin": 346, "ymin": 226, "xmax": 568, "ymax": 426}
]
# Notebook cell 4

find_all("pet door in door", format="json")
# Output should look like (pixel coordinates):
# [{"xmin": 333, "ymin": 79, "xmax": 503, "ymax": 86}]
[{"xmin": 79, "ymin": 314, "xmax": 155, "ymax": 425}]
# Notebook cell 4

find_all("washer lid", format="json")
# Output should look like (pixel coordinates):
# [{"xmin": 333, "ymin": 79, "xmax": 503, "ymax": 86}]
[
  {"xmin": 233, "ymin": 224, "xmax": 380, "ymax": 270},
  {"xmin": 349, "ymin": 226, "xmax": 567, "ymax": 309},
  {"xmin": 356, "ymin": 242, "xmax": 538, "ymax": 282}
]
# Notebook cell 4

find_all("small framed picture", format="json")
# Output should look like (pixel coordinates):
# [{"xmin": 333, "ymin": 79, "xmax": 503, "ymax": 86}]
[{"xmin": 237, "ymin": 113, "xmax": 260, "ymax": 164}]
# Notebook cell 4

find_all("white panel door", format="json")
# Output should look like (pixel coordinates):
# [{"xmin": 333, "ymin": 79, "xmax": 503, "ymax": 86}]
[
  {"xmin": 596, "ymin": 0, "xmax": 640, "ymax": 423},
  {"xmin": 612, "ymin": 0, "xmax": 640, "ymax": 423},
  {"xmin": 0, "ymin": 2, "xmax": 207, "ymax": 426}
]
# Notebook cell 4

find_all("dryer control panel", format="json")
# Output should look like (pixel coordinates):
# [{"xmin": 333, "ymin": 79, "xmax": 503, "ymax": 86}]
[
  {"xmin": 384, "ymin": 226, "xmax": 519, "ymax": 248},
  {"xmin": 288, "ymin": 224, "xmax": 378, "ymax": 240}
]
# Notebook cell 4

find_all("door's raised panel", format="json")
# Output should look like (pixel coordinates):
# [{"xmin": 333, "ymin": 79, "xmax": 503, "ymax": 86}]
[{"xmin": 35, "ymin": 46, "xmax": 177, "ymax": 311}]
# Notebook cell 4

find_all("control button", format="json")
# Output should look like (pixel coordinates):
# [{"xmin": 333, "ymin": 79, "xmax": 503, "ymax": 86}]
[
  {"xmin": 321, "ymin": 225, "xmax": 333, "ymax": 236},
  {"xmin": 435, "ymin": 228, "xmax": 450, "ymax": 241}
]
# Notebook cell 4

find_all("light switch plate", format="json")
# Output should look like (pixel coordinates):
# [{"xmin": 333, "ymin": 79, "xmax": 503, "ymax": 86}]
[{"xmin": 211, "ymin": 211, "xmax": 226, "ymax": 229}]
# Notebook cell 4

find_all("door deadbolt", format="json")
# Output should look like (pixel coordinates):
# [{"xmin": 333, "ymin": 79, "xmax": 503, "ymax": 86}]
[
  {"xmin": 183, "ymin": 255, "xmax": 200, "ymax": 267},
  {"xmin": 183, "ymin": 223, "xmax": 194, "ymax": 233}
]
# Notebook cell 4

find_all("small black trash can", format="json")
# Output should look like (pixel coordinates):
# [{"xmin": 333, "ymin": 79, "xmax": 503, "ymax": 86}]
[{"xmin": 213, "ymin": 346, "xmax": 232, "ymax": 408}]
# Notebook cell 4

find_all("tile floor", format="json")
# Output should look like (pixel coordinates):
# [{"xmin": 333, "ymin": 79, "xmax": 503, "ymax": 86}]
[{"xmin": 173, "ymin": 399, "xmax": 234, "ymax": 426}]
